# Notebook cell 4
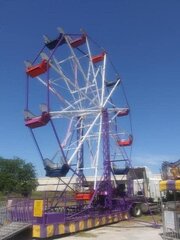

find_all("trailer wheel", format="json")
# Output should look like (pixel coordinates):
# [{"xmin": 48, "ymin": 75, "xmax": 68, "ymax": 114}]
[
  {"xmin": 130, "ymin": 204, "xmax": 142, "ymax": 217},
  {"xmin": 140, "ymin": 203, "xmax": 149, "ymax": 214}
]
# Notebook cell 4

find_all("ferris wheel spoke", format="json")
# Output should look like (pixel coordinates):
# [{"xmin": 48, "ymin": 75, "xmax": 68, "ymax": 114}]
[
  {"xmin": 62, "ymin": 32, "xmax": 89, "ymax": 83},
  {"xmin": 36, "ymin": 75, "xmax": 76, "ymax": 110},
  {"xmin": 103, "ymin": 78, "xmax": 121, "ymax": 108},
  {"xmin": 67, "ymin": 112, "xmax": 101, "ymax": 165},
  {"xmin": 90, "ymin": 68, "xmax": 102, "ymax": 106},
  {"xmin": 100, "ymin": 54, "xmax": 106, "ymax": 106},
  {"xmin": 49, "ymin": 57, "xmax": 100, "ymax": 109},
  {"xmin": 85, "ymin": 37, "xmax": 103, "ymax": 104}
]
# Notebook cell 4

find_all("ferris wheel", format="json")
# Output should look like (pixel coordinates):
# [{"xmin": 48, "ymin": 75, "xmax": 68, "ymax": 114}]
[{"xmin": 24, "ymin": 29, "xmax": 133, "ymax": 192}]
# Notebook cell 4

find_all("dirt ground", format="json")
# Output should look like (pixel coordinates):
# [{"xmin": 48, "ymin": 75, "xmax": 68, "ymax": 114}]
[{"xmin": 58, "ymin": 219, "xmax": 163, "ymax": 240}]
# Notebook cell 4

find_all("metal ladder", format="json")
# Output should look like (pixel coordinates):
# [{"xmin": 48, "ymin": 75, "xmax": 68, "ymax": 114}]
[{"xmin": 0, "ymin": 222, "xmax": 31, "ymax": 240}]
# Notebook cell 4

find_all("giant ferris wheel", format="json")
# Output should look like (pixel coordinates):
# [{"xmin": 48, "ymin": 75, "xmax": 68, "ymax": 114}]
[{"xmin": 24, "ymin": 29, "xmax": 133, "ymax": 203}]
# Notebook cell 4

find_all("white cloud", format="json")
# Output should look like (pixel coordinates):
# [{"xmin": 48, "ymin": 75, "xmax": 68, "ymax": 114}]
[{"xmin": 132, "ymin": 154, "xmax": 180, "ymax": 173}]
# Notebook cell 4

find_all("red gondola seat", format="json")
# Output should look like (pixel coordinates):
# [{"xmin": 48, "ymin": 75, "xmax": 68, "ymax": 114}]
[
  {"xmin": 91, "ymin": 52, "xmax": 105, "ymax": 64},
  {"xmin": 117, "ymin": 135, "xmax": 133, "ymax": 147},
  {"xmin": 25, "ymin": 112, "xmax": 50, "ymax": 129},
  {"xmin": 75, "ymin": 192, "xmax": 93, "ymax": 201},
  {"xmin": 116, "ymin": 108, "xmax": 130, "ymax": 117},
  {"xmin": 26, "ymin": 60, "xmax": 49, "ymax": 78},
  {"xmin": 70, "ymin": 34, "xmax": 86, "ymax": 48},
  {"xmin": 45, "ymin": 33, "xmax": 66, "ymax": 50}
]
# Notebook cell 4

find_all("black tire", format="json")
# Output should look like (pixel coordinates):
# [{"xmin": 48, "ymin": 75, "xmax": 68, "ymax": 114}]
[
  {"xmin": 130, "ymin": 204, "xmax": 142, "ymax": 217},
  {"xmin": 140, "ymin": 203, "xmax": 149, "ymax": 214}
]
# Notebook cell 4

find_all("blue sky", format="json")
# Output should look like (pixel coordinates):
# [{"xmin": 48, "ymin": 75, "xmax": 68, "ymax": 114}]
[{"xmin": 1, "ymin": 0, "xmax": 180, "ymax": 176}]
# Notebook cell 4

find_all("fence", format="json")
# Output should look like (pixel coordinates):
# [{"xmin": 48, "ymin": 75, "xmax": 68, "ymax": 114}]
[
  {"xmin": 0, "ymin": 201, "xmax": 8, "ymax": 225},
  {"xmin": 162, "ymin": 201, "xmax": 180, "ymax": 240},
  {"xmin": 7, "ymin": 199, "xmax": 34, "ymax": 223}
]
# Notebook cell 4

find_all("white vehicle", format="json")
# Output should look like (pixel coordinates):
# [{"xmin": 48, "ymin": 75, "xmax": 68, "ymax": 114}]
[{"xmin": 128, "ymin": 167, "xmax": 161, "ymax": 217}]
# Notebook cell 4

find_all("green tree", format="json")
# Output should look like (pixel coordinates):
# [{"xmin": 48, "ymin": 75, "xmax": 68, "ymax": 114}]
[{"xmin": 0, "ymin": 157, "xmax": 38, "ymax": 196}]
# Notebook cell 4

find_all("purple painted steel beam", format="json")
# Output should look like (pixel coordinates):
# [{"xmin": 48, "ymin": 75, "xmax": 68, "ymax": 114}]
[{"xmin": 102, "ymin": 109, "xmax": 112, "ymax": 209}]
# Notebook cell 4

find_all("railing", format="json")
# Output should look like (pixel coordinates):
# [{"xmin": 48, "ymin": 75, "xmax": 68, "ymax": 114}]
[
  {"xmin": 0, "ymin": 201, "xmax": 8, "ymax": 225},
  {"xmin": 7, "ymin": 199, "xmax": 34, "ymax": 223},
  {"xmin": 162, "ymin": 202, "xmax": 180, "ymax": 240}
]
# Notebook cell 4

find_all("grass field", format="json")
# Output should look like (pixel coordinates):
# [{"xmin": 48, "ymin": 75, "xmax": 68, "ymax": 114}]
[{"xmin": 132, "ymin": 213, "xmax": 162, "ymax": 225}]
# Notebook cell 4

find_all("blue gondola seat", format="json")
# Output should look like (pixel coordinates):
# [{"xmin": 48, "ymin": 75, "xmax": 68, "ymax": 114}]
[
  {"xmin": 43, "ymin": 158, "xmax": 70, "ymax": 177},
  {"xmin": 113, "ymin": 166, "xmax": 130, "ymax": 175},
  {"xmin": 45, "ymin": 33, "xmax": 66, "ymax": 50},
  {"xmin": 105, "ymin": 78, "xmax": 121, "ymax": 87}
]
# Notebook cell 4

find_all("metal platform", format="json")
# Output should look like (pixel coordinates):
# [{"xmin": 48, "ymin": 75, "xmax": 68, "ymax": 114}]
[{"xmin": 0, "ymin": 222, "xmax": 31, "ymax": 240}]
